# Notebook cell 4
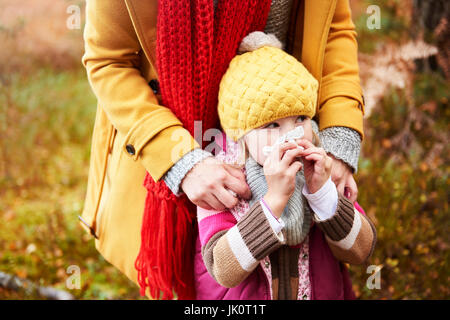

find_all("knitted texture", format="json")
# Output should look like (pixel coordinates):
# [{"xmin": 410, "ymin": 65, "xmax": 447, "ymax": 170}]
[
  {"xmin": 218, "ymin": 41, "xmax": 319, "ymax": 141},
  {"xmin": 314, "ymin": 194, "xmax": 355, "ymax": 241},
  {"xmin": 264, "ymin": 0, "xmax": 295, "ymax": 48},
  {"xmin": 217, "ymin": 0, "xmax": 293, "ymax": 48},
  {"xmin": 238, "ymin": 31, "xmax": 282, "ymax": 53},
  {"xmin": 163, "ymin": 148, "xmax": 212, "ymax": 196},
  {"xmin": 245, "ymin": 156, "xmax": 312, "ymax": 246},
  {"xmin": 319, "ymin": 126, "xmax": 362, "ymax": 173},
  {"xmin": 138, "ymin": 0, "xmax": 273, "ymax": 300}
]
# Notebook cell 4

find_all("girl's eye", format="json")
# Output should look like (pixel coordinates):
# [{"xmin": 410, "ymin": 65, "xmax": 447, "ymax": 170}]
[
  {"xmin": 296, "ymin": 116, "xmax": 307, "ymax": 122},
  {"xmin": 264, "ymin": 122, "xmax": 280, "ymax": 129}
]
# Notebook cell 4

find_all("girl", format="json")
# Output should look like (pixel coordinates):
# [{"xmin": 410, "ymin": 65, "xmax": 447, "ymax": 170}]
[{"xmin": 194, "ymin": 32, "xmax": 377, "ymax": 300}]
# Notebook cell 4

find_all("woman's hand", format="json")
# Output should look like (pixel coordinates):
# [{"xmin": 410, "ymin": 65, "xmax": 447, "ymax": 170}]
[
  {"xmin": 328, "ymin": 154, "xmax": 358, "ymax": 203},
  {"xmin": 181, "ymin": 157, "xmax": 252, "ymax": 211},
  {"xmin": 296, "ymin": 139, "xmax": 333, "ymax": 194},
  {"xmin": 262, "ymin": 142, "xmax": 304, "ymax": 218}
]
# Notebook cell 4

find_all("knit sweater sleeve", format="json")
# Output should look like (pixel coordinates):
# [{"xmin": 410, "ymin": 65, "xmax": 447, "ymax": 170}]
[
  {"xmin": 310, "ymin": 119, "xmax": 362, "ymax": 174},
  {"xmin": 163, "ymin": 148, "xmax": 212, "ymax": 195},
  {"xmin": 312, "ymin": 193, "xmax": 377, "ymax": 265},
  {"xmin": 319, "ymin": 126, "xmax": 362, "ymax": 174},
  {"xmin": 198, "ymin": 202, "xmax": 285, "ymax": 288}
]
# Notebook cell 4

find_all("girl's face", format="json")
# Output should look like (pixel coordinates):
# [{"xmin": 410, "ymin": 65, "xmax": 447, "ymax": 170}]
[{"xmin": 243, "ymin": 115, "xmax": 313, "ymax": 166}]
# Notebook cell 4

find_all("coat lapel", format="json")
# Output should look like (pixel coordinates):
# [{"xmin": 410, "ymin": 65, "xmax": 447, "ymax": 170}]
[{"xmin": 124, "ymin": 0, "xmax": 158, "ymax": 69}]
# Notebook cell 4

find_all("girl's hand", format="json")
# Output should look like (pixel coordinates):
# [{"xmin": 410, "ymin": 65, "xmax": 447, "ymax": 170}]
[
  {"xmin": 296, "ymin": 139, "xmax": 333, "ymax": 194},
  {"xmin": 262, "ymin": 142, "xmax": 304, "ymax": 218}
]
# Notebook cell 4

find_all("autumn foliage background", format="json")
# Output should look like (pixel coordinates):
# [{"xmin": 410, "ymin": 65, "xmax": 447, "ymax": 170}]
[{"xmin": 0, "ymin": 0, "xmax": 448, "ymax": 299}]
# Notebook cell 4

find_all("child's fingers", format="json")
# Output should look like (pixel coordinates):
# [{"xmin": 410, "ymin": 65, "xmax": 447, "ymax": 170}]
[
  {"xmin": 304, "ymin": 153, "xmax": 322, "ymax": 162},
  {"xmin": 324, "ymin": 155, "xmax": 333, "ymax": 172},
  {"xmin": 286, "ymin": 160, "xmax": 303, "ymax": 175},
  {"xmin": 299, "ymin": 146, "xmax": 327, "ymax": 158},
  {"xmin": 295, "ymin": 138, "xmax": 315, "ymax": 149},
  {"xmin": 272, "ymin": 141, "xmax": 299, "ymax": 161},
  {"xmin": 305, "ymin": 154, "xmax": 333, "ymax": 175},
  {"xmin": 280, "ymin": 147, "xmax": 304, "ymax": 167},
  {"xmin": 304, "ymin": 153, "xmax": 326, "ymax": 168}
]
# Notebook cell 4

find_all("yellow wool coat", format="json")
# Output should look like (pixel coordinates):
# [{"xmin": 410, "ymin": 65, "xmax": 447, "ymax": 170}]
[{"xmin": 81, "ymin": 0, "xmax": 365, "ymax": 290}]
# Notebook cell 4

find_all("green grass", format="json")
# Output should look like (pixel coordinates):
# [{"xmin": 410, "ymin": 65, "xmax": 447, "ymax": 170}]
[{"xmin": 0, "ymin": 68, "xmax": 142, "ymax": 299}]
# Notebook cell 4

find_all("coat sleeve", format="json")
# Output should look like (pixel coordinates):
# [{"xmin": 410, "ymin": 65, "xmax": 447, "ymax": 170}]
[
  {"xmin": 313, "ymin": 194, "xmax": 377, "ymax": 265},
  {"xmin": 198, "ymin": 202, "xmax": 284, "ymax": 288},
  {"xmin": 317, "ymin": 0, "xmax": 366, "ymax": 140},
  {"xmin": 82, "ymin": 0, "xmax": 199, "ymax": 181}
]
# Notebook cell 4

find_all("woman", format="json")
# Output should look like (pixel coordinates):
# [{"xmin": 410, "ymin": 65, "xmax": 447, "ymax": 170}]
[{"xmin": 80, "ymin": 0, "xmax": 365, "ymax": 299}]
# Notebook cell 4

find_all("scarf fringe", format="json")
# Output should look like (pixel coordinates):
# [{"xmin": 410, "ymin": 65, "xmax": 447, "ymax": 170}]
[
  {"xmin": 136, "ymin": 0, "xmax": 272, "ymax": 300},
  {"xmin": 135, "ymin": 174, "xmax": 196, "ymax": 299}
]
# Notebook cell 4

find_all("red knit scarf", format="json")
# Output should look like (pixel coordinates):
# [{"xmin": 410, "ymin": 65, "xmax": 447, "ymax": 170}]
[{"xmin": 135, "ymin": 0, "xmax": 272, "ymax": 300}]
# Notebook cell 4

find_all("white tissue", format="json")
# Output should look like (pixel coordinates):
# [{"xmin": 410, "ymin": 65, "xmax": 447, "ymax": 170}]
[{"xmin": 262, "ymin": 126, "xmax": 305, "ymax": 156}]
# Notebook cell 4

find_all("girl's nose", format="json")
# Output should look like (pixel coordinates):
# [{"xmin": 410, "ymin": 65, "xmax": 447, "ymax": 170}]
[{"xmin": 280, "ymin": 122, "xmax": 296, "ymax": 136}]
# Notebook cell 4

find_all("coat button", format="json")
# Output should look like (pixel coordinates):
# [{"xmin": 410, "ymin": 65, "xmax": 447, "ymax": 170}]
[
  {"xmin": 148, "ymin": 79, "xmax": 160, "ymax": 94},
  {"xmin": 264, "ymin": 261, "xmax": 270, "ymax": 268},
  {"xmin": 125, "ymin": 144, "xmax": 135, "ymax": 155}
]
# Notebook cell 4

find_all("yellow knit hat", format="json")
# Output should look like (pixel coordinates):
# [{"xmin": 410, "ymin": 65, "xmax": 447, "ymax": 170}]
[{"xmin": 218, "ymin": 32, "xmax": 319, "ymax": 141}]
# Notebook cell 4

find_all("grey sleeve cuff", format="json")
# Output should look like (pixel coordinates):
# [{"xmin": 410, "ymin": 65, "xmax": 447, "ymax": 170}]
[
  {"xmin": 318, "ymin": 126, "xmax": 362, "ymax": 174},
  {"xmin": 162, "ymin": 148, "xmax": 213, "ymax": 196}
]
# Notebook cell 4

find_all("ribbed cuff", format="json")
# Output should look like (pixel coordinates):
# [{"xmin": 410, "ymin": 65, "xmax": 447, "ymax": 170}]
[
  {"xmin": 319, "ymin": 126, "xmax": 361, "ymax": 174},
  {"xmin": 237, "ymin": 202, "xmax": 284, "ymax": 260},
  {"xmin": 314, "ymin": 194, "xmax": 355, "ymax": 241},
  {"xmin": 162, "ymin": 148, "xmax": 212, "ymax": 196}
]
